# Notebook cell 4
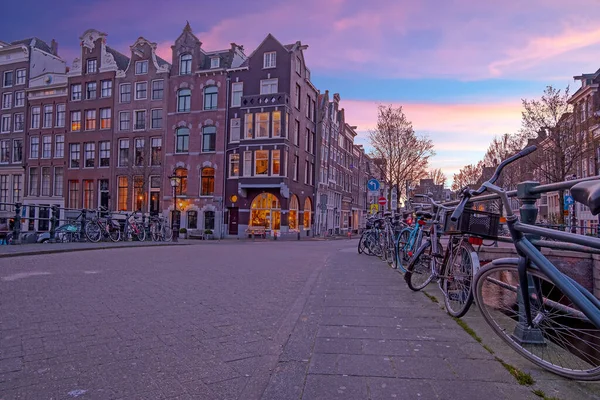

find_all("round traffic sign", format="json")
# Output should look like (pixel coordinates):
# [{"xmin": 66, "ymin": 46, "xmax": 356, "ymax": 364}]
[{"xmin": 378, "ymin": 197, "xmax": 387, "ymax": 205}]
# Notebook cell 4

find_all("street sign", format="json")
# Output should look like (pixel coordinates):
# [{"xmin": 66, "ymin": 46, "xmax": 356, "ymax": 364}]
[
  {"xmin": 564, "ymin": 195, "xmax": 574, "ymax": 206},
  {"xmin": 370, "ymin": 204, "xmax": 379, "ymax": 214},
  {"xmin": 378, "ymin": 197, "xmax": 387, "ymax": 206},
  {"xmin": 367, "ymin": 179, "xmax": 380, "ymax": 192},
  {"xmin": 564, "ymin": 210, "xmax": 569, "ymax": 216}
]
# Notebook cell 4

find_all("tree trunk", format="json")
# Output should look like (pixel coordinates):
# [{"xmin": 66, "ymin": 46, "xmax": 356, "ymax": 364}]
[{"xmin": 558, "ymin": 191, "xmax": 565, "ymax": 226}]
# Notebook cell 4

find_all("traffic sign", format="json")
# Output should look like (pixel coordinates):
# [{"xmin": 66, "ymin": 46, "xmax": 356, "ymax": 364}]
[
  {"xmin": 564, "ymin": 210, "xmax": 569, "ymax": 216},
  {"xmin": 564, "ymin": 195, "xmax": 574, "ymax": 206},
  {"xmin": 378, "ymin": 197, "xmax": 387, "ymax": 206},
  {"xmin": 367, "ymin": 179, "xmax": 380, "ymax": 192},
  {"xmin": 370, "ymin": 204, "xmax": 379, "ymax": 214}
]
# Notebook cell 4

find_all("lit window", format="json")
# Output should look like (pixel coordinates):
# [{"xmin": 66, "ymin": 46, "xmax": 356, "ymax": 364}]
[
  {"xmin": 255, "ymin": 113, "xmax": 269, "ymax": 138},
  {"xmin": 254, "ymin": 150, "xmax": 269, "ymax": 175},
  {"xmin": 100, "ymin": 108, "xmax": 111, "ymax": 129},
  {"xmin": 271, "ymin": 150, "xmax": 280, "ymax": 176},
  {"xmin": 272, "ymin": 111, "xmax": 281, "ymax": 137},
  {"xmin": 229, "ymin": 154, "xmax": 239, "ymax": 177},
  {"xmin": 200, "ymin": 168, "xmax": 214, "ymax": 196},
  {"xmin": 85, "ymin": 110, "xmax": 96, "ymax": 130}
]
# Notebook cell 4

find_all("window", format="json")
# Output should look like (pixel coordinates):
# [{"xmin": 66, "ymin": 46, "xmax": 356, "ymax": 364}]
[
  {"xmin": 71, "ymin": 84, "xmax": 82, "ymax": 101},
  {"xmin": 295, "ymin": 84, "xmax": 301, "ymax": 109},
  {"xmin": 244, "ymin": 113, "xmax": 253, "ymax": 139},
  {"xmin": 135, "ymin": 60, "xmax": 148, "ymax": 75},
  {"xmin": 260, "ymin": 79, "xmax": 278, "ymax": 95},
  {"xmin": 87, "ymin": 59, "xmax": 97, "ymax": 74},
  {"xmin": 293, "ymin": 119, "xmax": 300, "ymax": 145},
  {"xmin": 3, "ymin": 71, "xmax": 13, "ymax": 87},
  {"xmin": 204, "ymin": 86, "xmax": 218, "ymax": 110},
  {"xmin": 306, "ymin": 95, "xmax": 311, "ymax": 118},
  {"xmin": 151, "ymin": 137, "xmax": 162, "ymax": 166},
  {"xmin": 68, "ymin": 180, "xmax": 80, "ymax": 208},
  {"xmin": 311, "ymin": 99, "xmax": 316, "ymax": 122},
  {"xmin": 243, "ymin": 151, "xmax": 252, "ymax": 176},
  {"xmin": 100, "ymin": 108, "xmax": 111, "ymax": 129},
  {"xmin": 187, "ymin": 211, "xmax": 198, "ymax": 229},
  {"xmin": 202, "ymin": 126, "xmax": 216, "ymax": 152},
  {"xmin": 271, "ymin": 150, "xmax": 280, "ymax": 176},
  {"xmin": 83, "ymin": 180, "xmax": 94, "ymax": 209},
  {"xmin": 0, "ymin": 175, "xmax": 7, "ymax": 208},
  {"xmin": 272, "ymin": 111, "xmax": 281, "ymax": 137},
  {"xmin": 99, "ymin": 141, "xmax": 110, "ymax": 167},
  {"xmin": 229, "ymin": 153, "xmax": 239, "ymax": 177},
  {"xmin": 56, "ymin": 104, "xmax": 65, "ymax": 127},
  {"xmin": 263, "ymin": 51, "xmax": 276, "ymax": 68},
  {"xmin": 14, "ymin": 91, "xmax": 24, "ymax": 107},
  {"xmin": 30, "ymin": 136, "xmax": 39, "ymax": 159},
  {"xmin": 31, "ymin": 106, "xmax": 40, "ymax": 129},
  {"xmin": 255, "ymin": 150, "xmax": 268, "ymax": 175},
  {"xmin": 1, "ymin": 115, "xmax": 10, "ymax": 133},
  {"xmin": 151, "ymin": 109, "xmax": 162, "ymax": 129},
  {"xmin": 84, "ymin": 142, "xmax": 95, "ymax": 168},
  {"xmin": 120, "ymin": 83, "xmax": 131, "ymax": 103},
  {"xmin": 296, "ymin": 56, "xmax": 302, "ymax": 75},
  {"xmin": 85, "ymin": 109, "xmax": 96, "ymax": 130},
  {"xmin": 134, "ymin": 176, "xmax": 144, "ymax": 211},
  {"xmin": 204, "ymin": 211, "xmax": 215, "ymax": 230},
  {"xmin": 304, "ymin": 161, "xmax": 309, "ymax": 184},
  {"xmin": 119, "ymin": 112, "xmax": 130, "ymax": 131},
  {"xmin": 201, "ymin": 168, "xmax": 215, "ymax": 196},
  {"xmin": 119, "ymin": 139, "xmax": 129, "ymax": 167},
  {"xmin": 177, "ymin": 89, "xmax": 191, "ymax": 112},
  {"xmin": 230, "ymin": 118, "xmax": 240, "ymax": 142},
  {"xmin": 310, "ymin": 131, "xmax": 315, "ymax": 154},
  {"xmin": 42, "ymin": 136, "xmax": 51, "ymax": 158},
  {"xmin": 53, "ymin": 167, "xmax": 63, "ymax": 197},
  {"xmin": 86, "ymin": 82, "xmax": 97, "ymax": 99},
  {"xmin": 12, "ymin": 174, "xmax": 21, "ymax": 204},
  {"xmin": 101, "ymin": 80, "xmax": 112, "ymax": 97},
  {"xmin": 69, "ymin": 144, "xmax": 80, "ymax": 168},
  {"xmin": 16, "ymin": 69, "xmax": 26, "ymax": 85},
  {"xmin": 135, "ymin": 138, "xmax": 145, "ymax": 166},
  {"xmin": 41, "ymin": 167, "xmax": 51, "ymax": 196},
  {"xmin": 135, "ymin": 82, "xmax": 148, "ymax": 100},
  {"xmin": 14, "ymin": 113, "xmax": 24, "ymax": 131},
  {"xmin": 255, "ymin": 113, "xmax": 269, "ymax": 138},
  {"xmin": 99, "ymin": 179, "xmax": 109, "ymax": 209},
  {"xmin": 2, "ymin": 93, "xmax": 11, "ymax": 109},
  {"xmin": 12, "ymin": 139, "xmax": 22, "ymax": 162},
  {"xmin": 134, "ymin": 110, "xmax": 146, "ymax": 130},
  {"xmin": 293, "ymin": 155, "xmax": 299, "ymax": 181},
  {"xmin": 29, "ymin": 167, "xmax": 38, "ymax": 196},
  {"xmin": 180, "ymin": 54, "xmax": 192, "ymax": 75},
  {"xmin": 174, "ymin": 168, "xmax": 187, "ymax": 195},
  {"xmin": 175, "ymin": 127, "xmax": 189, "ymax": 153},
  {"xmin": 0, "ymin": 140, "xmax": 9, "ymax": 163},
  {"xmin": 231, "ymin": 82, "xmax": 243, "ymax": 107},
  {"xmin": 283, "ymin": 151, "xmax": 288, "ymax": 178},
  {"xmin": 71, "ymin": 111, "xmax": 81, "ymax": 131},
  {"xmin": 305, "ymin": 128, "xmax": 310, "ymax": 152},
  {"xmin": 152, "ymin": 80, "xmax": 164, "ymax": 100},
  {"xmin": 43, "ymin": 105, "xmax": 53, "ymax": 128},
  {"xmin": 118, "ymin": 176, "xmax": 128, "ymax": 211},
  {"xmin": 211, "ymin": 57, "xmax": 220, "ymax": 68}
]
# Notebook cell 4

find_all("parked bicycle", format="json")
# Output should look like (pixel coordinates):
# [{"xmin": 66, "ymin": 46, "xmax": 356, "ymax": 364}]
[
  {"xmin": 84, "ymin": 207, "xmax": 121, "ymax": 243},
  {"xmin": 123, "ymin": 211, "xmax": 146, "ymax": 242},
  {"xmin": 149, "ymin": 214, "xmax": 173, "ymax": 242}
]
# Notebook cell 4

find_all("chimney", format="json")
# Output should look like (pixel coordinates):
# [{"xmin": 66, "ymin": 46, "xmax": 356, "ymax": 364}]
[{"xmin": 51, "ymin": 39, "xmax": 58, "ymax": 56}]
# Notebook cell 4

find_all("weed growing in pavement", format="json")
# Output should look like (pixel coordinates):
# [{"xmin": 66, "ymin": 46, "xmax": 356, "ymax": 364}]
[
  {"xmin": 496, "ymin": 357, "xmax": 535, "ymax": 385},
  {"xmin": 532, "ymin": 388, "xmax": 561, "ymax": 400},
  {"xmin": 423, "ymin": 291, "xmax": 439, "ymax": 303},
  {"xmin": 452, "ymin": 317, "xmax": 482, "ymax": 343}
]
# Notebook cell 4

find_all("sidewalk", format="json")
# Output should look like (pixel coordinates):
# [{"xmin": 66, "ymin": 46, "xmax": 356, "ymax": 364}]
[{"xmin": 260, "ymin": 245, "xmax": 597, "ymax": 400}]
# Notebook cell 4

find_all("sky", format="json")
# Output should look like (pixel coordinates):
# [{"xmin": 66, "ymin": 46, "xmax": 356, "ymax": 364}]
[{"xmin": 2, "ymin": 0, "xmax": 600, "ymax": 183}]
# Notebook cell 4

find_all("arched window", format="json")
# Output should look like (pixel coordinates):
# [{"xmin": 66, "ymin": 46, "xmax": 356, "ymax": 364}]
[
  {"xmin": 175, "ymin": 167, "xmax": 187, "ymax": 195},
  {"xmin": 175, "ymin": 127, "xmax": 189, "ymax": 153},
  {"xmin": 204, "ymin": 86, "xmax": 218, "ymax": 110},
  {"xmin": 180, "ymin": 54, "xmax": 192, "ymax": 75},
  {"xmin": 303, "ymin": 197, "xmax": 312, "ymax": 229},
  {"xmin": 177, "ymin": 89, "xmax": 191, "ymax": 112},
  {"xmin": 200, "ymin": 167, "xmax": 214, "ymax": 196},
  {"xmin": 202, "ymin": 126, "xmax": 216, "ymax": 152},
  {"xmin": 251, "ymin": 193, "xmax": 280, "ymax": 230},
  {"xmin": 289, "ymin": 195, "xmax": 299, "ymax": 231}
]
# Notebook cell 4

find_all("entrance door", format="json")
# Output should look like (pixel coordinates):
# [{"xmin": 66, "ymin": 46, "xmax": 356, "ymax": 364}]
[
  {"xmin": 149, "ymin": 192, "xmax": 160, "ymax": 215},
  {"xmin": 229, "ymin": 207, "xmax": 239, "ymax": 235}
]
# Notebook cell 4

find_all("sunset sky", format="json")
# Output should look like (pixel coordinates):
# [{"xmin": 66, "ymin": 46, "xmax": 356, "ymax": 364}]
[{"xmin": 2, "ymin": 0, "xmax": 600, "ymax": 182}]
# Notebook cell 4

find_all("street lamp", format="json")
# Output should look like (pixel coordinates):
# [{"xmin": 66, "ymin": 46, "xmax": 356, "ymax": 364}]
[{"xmin": 168, "ymin": 173, "xmax": 184, "ymax": 242}]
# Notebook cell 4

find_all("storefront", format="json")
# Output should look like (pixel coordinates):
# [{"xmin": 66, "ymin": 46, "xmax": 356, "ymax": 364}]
[{"xmin": 250, "ymin": 192, "xmax": 281, "ymax": 231}]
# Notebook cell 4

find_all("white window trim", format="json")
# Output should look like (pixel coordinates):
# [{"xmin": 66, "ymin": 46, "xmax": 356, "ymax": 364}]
[
  {"xmin": 31, "ymin": 107, "xmax": 41, "ymax": 130},
  {"xmin": 1, "ymin": 92, "xmax": 12, "ymax": 110},
  {"xmin": 135, "ymin": 60, "xmax": 149, "ymax": 75},
  {"xmin": 54, "ymin": 135, "xmax": 64, "ymax": 159},
  {"xmin": 231, "ymin": 82, "xmax": 243, "ymax": 107},
  {"xmin": 260, "ymin": 78, "xmax": 278, "ymax": 95},
  {"xmin": 118, "ymin": 139, "xmax": 130, "ymax": 167},
  {"xmin": 71, "ymin": 84, "xmax": 82, "ymax": 102},
  {"xmin": 263, "ymin": 52, "xmax": 276, "ymax": 69},
  {"xmin": 119, "ymin": 111, "xmax": 130, "ymax": 131},
  {"xmin": 150, "ymin": 108, "xmax": 162, "ymax": 130},
  {"xmin": 99, "ymin": 108, "xmax": 112, "ymax": 130},
  {"xmin": 228, "ymin": 153, "xmax": 240, "ymax": 178},
  {"xmin": 55, "ymin": 104, "xmax": 66, "ymax": 128},
  {"xmin": 84, "ymin": 109, "xmax": 97, "ymax": 131},
  {"xmin": 271, "ymin": 150, "xmax": 280, "ymax": 177},
  {"xmin": 41, "ymin": 135, "xmax": 52, "ymax": 159},
  {"xmin": 100, "ymin": 80, "xmax": 112, "ymax": 98},
  {"xmin": 210, "ymin": 57, "xmax": 220, "ymax": 68},
  {"xmin": 86, "ymin": 82, "xmax": 97, "ymax": 100},
  {"xmin": 3, "ymin": 71, "xmax": 13, "ymax": 88},
  {"xmin": 14, "ymin": 91, "xmax": 25, "ymax": 108},
  {"xmin": 229, "ymin": 118, "xmax": 241, "ymax": 143},
  {"xmin": 42, "ymin": 105, "xmax": 53, "ymax": 129},
  {"xmin": 15, "ymin": 69, "xmax": 26, "ymax": 85},
  {"xmin": 119, "ymin": 83, "xmax": 131, "ymax": 103},
  {"xmin": 135, "ymin": 81, "xmax": 148, "ymax": 100},
  {"xmin": 151, "ymin": 79, "xmax": 164, "ymax": 100},
  {"xmin": 1, "ymin": 115, "xmax": 10, "ymax": 133},
  {"xmin": 243, "ymin": 151, "xmax": 252, "ymax": 177},
  {"xmin": 133, "ymin": 109, "xmax": 147, "ymax": 131},
  {"xmin": 254, "ymin": 150, "xmax": 269, "ymax": 176}
]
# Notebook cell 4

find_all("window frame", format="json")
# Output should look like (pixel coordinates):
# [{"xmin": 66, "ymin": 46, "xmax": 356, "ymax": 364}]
[
  {"xmin": 175, "ymin": 127, "xmax": 190, "ymax": 153},
  {"xmin": 119, "ymin": 83, "xmax": 132, "ymax": 103},
  {"xmin": 100, "ymin": 108, "xmax": 111, "ymax": 130},
  {"xmin": 1, "ymin": 92, "xmax": 12, "ymax": 110},
  {"xmin": 69, "ymin": 143, "xmax": 80, "ymax": 168},
  {"xmin": 151, "ymin": 79, "xmax": 164, "ymax": 100},
  {"xmin": 177, "ymin": 89, "xmax": 191, "ymax": 113},
  {"xmin": 135, "ymin": 60, "xmax": 149, "ymax": 75},
  {"xmin": 100, "ymin": 80, "xmax": 112, "ymax": 98},
  {"xmin": 203, "ymin": 86, "xmax": 218, "ymax": 110},
  {"xmin": 260, "ymin": 79, "xmax": 278, "ymax": 95},
  {"xmin": 56, "ymin": 104, "xmax": 66, "ymax": 127},
  {"xmin": 134, "ymin": 110, "xmax": 147, "ymax": 131},
  {"xmin": 0, "ymin": 114, "xmax": 10, "ymax": 133},
  {"xmin": 99, "ymin": 140, "xmax": 110, "ymax": 167},
  {"xmin": 229, "ymin": 153, "xmax": 240, "ymax": 178},
  {"xmin": 180, "ymin": 54, "xmax": 192, "ymax": 75},
  {"xmin": 263, "ymin": 51, "xmax": 276, "ymax": 69},
  {"xmin": 200, "ymin": 167, "xmax": 215, "ymax": 196},
  {"xmin": 118, "ymin": 139, "xmax": 130, "ymax": 167},
  {"xmin": 54, "ymin": 135, "xmax": 64, "ymax": 158},
  {"xmin": 84, "ymin": 109, "xmax": 97, "ymax": 131},
  {"xmin": 86, "ymin": 58, "xmax": 97, "ymax": 74},
  {"xmin": 135, "ymin": 81, "xmax": 148, "ymax": 100},
  {"xmin": 202, "ymin": 126, "xmax": 216, "ymax": 153},
  {"xmin": 41, "ymin": 135, "xmax": 52, "ymax": 159},
  {"xmin": 119, "ymin": 111, "xmax": 130, "ymax": 131},
  {"xmin": 231, "ymin": 82, "xmax": 243, "ymax": 107},
  {"xmin": 15, "ymin": 69, "xmax": 26, "ymax": 85},
  {"xmin": 84, "ymin": 142, "xmax": 95, "ymax": 168},
  {"xmin": 86, "ymin": 82, "xmax": 97, "ymax": 100},
  {"xmin": 30, "ymin": 106, "xmax": 41, "ymax": 129},
  {"xmin": 3, "ymin": 71, "xmax": 14, "ymax": 87},
  {"xmin": 30, "ymin": 136, "xmax": 39, "ymax": 159},
  {"xmin": 254, "ymin": 149, "xmax": 269, "ymax": 176},
  {"xmin": 151, "ymin": 108, "xmax": 163, "ymax": 129}
]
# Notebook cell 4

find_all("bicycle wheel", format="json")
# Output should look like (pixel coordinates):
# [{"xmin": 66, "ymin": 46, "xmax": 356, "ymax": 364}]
[
  {"xmin": 404, "ymin": 241, "xmax": 435, "ymax": 291},
  {"xmin": 442, "ymin": 240, "xmax": 477, "ymax": 318},
  {"xmin": 475, "ymin": 263, "xmax": 600, "ymax": 380},
  {"xmin": 133, "ymin": 223, "xmax": 146, "ymax": 242},
  {"xmin": 162, "ymin": 223, "xmax": 173, "ymax": 242},
  {"xmin": 150, "ymin": 222, "xmax": 160, "ymax": 242},
  {"xmin": 108, "ymin": 222, "xmax": 121, "ymax": 242},
  {"xmin": 85, "ymin": 221, "xmax": 101, "ymax": 243},
  {"xmin": 396, "ymin": 229, "xmax": 411, "ymax": 272},
  {"xmin": 358, "ymin": 231, "xmax": 367, "ymax": 254}
]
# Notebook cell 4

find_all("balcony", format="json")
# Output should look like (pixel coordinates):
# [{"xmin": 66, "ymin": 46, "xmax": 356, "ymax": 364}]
[{"xmin": 241, "ymin": 93, "xmax": 289, "ymax": 107}]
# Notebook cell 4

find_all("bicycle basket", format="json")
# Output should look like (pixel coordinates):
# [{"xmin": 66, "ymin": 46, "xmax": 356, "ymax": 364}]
[{"xmin": 443, "ymin": 209, "xmax": 499, "ymax": 239}]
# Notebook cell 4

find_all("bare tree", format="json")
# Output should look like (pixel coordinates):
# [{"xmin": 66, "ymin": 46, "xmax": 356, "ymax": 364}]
[
  {"xmin": 427, "ymin": 168, "xmax": 447, "ymax": 187},
  {"xmin": 451, "ymin": 162, "xmax": 483, "ymax": 192},
  {"xmin": 482, "ymin": 133, "xmax": 527, "ymax": 190},
  {"xmin": 369, "ymin": 105, "xmax": 435, "ymax": 207}
]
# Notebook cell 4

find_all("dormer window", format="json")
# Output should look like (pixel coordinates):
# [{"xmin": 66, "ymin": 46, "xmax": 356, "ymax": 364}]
[
  {"xmin": 86, "ymin": 59, "xmax": 97, "ymax": 74},
  {"xmin": 263, "ymin": 52, "xmax": 276, "ymax": 69},
  {"xmin": 180, "ymin": 54, "xmax": 192, "ymax": 75},
  {"xmin": 210, "ymin": 57, "xmax": 220, "ymax": 69},
  {"xmin": 135, "ymin": 60, "xmax": 148, "ymax": 75}
]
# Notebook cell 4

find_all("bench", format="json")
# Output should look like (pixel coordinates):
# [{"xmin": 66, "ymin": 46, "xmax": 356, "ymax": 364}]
[{"xmin": 245, "ymin": 226, "xmax": 267, "ymax": 239}]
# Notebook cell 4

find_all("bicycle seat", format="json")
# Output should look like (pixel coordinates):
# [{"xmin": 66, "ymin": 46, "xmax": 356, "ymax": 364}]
[
  {"xmin": 571, "ymin": 180, "xmax": 600, "ymax": 215},
  {"xmin": 416, "ymin": 211, "xmax": 433, "ymax": 219}
]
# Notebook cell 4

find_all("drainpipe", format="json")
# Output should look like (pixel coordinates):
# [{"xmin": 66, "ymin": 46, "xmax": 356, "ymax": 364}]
[{"xmin": 222, "ymin": 72, "xmax": 231, "ymax": 239}]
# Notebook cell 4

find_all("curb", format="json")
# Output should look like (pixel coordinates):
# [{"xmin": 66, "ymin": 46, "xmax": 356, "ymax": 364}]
[{"xmin": 0, "ymin": 242, "xmax": 191, "ymax": 259}]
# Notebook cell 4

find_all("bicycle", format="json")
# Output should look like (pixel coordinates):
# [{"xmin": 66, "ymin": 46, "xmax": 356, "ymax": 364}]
[
  {"xmin": 395, "ymin": 206, "xmax": 430, "ymax": 273},
  {"xmin": 124, "ymin": 211, "xmax": 146, "ymax": 242},
  {"xmin": 456, "ymin": 145, "xmax": 600, "ymax": 380},
  {"xmin": 149, "ymin": 215, "xmax": 173, "ymax": 242},
  {"xmin": 84, "ymin": 207, "xmax": 121, "ymax": 243}
]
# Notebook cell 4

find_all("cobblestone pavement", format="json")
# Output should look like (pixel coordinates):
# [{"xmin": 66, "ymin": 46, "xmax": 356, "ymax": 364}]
[{"xmin": 0, "ymin": 240, "xmax": 591, "ymax": 399}]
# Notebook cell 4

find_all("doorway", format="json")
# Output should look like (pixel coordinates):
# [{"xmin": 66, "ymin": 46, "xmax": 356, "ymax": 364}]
[{"xmin": 229, "ymin": 207, "xmax": 239, "ymax": 235}]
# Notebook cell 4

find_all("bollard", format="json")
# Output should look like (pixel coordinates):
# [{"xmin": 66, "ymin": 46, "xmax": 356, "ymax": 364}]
[
  {"xmin": 49, "ymin": 205, "xmax": 58, "ymax": 243},
  {"xmin": 12, "ymin": 203, "xmax": 21, "ymax": 245},
  {"xmin": 297, "ymin": 231, "xmax": 300, "ymax": 241},
  {"xmin": 80, "ymin": 209, "xmax": 87, "ymax": 242}
]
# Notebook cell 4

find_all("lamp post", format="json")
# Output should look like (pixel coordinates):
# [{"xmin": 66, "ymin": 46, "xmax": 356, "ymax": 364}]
[{"xmin": 168, "ymin": 173, "xmax": 182, "ymax": 242}]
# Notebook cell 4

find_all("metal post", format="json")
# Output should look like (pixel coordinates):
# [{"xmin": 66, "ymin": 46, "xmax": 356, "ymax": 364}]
[
  {"xmin": 517, "ymin": 181, "xmax": 541, "ymax": 240},
  {"xmin": 49, "ymin": 205, "xmax": 58, "ymax": 243},
  {"xmin": 80, "ymin": 208, "xmax": 87, "ymax": 242},
  {"xmin": 172, "ymin": 185, "xmax": 178, "ymax": 242},
  {"xmin": 12, "ymin": 203, "xmax": 21, "ymax": 245}
]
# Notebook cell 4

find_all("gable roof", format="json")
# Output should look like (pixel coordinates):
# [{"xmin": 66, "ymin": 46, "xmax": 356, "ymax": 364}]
[
  {"xmin": 11, "ymin": 37, "xmax": 53, "ymax": 54},
  {"xmin": 156, "ymin": 55, "xmax": 170, "ymax": 67},
  {"xmin": 106, "ymin": 46, "xmax": 130, "ymax": 70}
]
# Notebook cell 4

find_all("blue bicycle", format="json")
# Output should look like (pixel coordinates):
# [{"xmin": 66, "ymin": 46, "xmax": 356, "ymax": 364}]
[{"xmin": 395, "ymin": 209, "xmax": 429, "ymax": 273}]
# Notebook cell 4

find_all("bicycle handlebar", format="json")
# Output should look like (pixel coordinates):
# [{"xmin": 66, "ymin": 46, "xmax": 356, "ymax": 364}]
[{"xmin": 450, "ymin": 145, "xmax": 537, "ymax": 222}]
